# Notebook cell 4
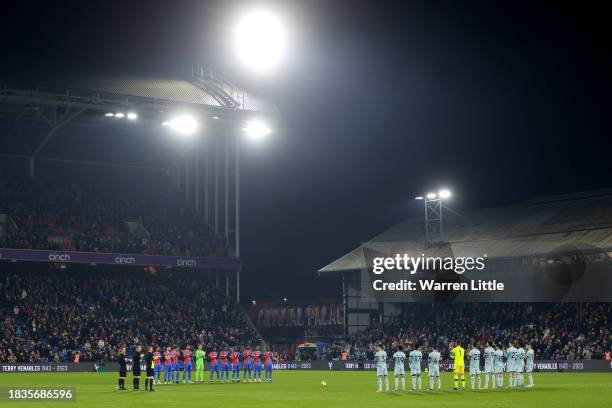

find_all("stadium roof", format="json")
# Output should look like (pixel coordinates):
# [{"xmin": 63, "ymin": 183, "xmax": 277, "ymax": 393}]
[
  {"xmin": 319, "ymin": 189, "xmax": 612, "ymax": 273},
  {"xmin": 0, "ymin": 67, "xmax": 277, "ymax": 167},
  {"xmin": 0, "ymin": 71, "xmax": 278, "ymax": 120}
]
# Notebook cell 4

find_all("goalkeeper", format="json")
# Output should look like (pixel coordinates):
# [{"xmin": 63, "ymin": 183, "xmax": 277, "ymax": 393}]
[
  {"xmin": 195, "ymin": 344, "xmax": 206, "ymax": 383},
  {"xmin": 450, "ymin": 340, "xmax": 466, "ymax": 390}
]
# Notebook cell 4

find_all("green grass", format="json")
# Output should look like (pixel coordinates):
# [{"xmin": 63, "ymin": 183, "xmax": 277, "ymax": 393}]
[{"xmin": 0, "ymin": 371, "xmax": 610, "ymax": 408}]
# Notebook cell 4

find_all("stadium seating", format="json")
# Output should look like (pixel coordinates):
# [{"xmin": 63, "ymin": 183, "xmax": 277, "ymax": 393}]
[
  {"xmin": 0, "ymin": 266, "xmax": 259, "ymax": 363},
  {"xmin": 0, "ymin": 175, "xmax": 229, "ymax": 258},
  {"xmin": 324, "ymin": 303, "xmax": 611, "ymax": 361}
]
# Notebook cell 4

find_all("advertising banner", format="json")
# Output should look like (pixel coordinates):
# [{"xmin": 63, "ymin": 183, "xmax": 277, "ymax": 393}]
[
  {"xmin": 3, "ymin": 360, "xmax": 610, "ymax": 373},
  {"xmin": 0, "ymin": 248, "xmax": 240, "ymax": 270}
]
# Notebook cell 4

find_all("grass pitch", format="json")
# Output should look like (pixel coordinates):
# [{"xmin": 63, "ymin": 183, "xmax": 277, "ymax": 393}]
[{"xmin": 0, "ymin": 371, "xmax": 610, "ymax": 408}]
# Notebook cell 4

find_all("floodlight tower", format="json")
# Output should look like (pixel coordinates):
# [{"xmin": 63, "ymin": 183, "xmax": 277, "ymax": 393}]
[{"xmin": 415, "ymin": 189, "xmax": 451, "ymax": 246}]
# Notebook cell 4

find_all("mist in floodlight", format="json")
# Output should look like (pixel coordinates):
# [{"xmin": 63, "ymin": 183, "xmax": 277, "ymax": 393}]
[
  {"xmin": 242, "ymin": 120, "xmax": 271, "ymax": 140},
  {"xmin": 235, "ymin": 9, "xmax": 287, "ymax": 72},
  {"xmin": 426, "ymin": 192, "xmax": 437, "ymax": 199},
  {"xmin": 127, "ymin": 112, "xmax": 138, "ymax": 120},
  {"xmin": 439, "ymin": 189, "xmax": 452, "ymax": 199},
  {"xmin": 115, "ymin": 112, "xmax": 125, "ymax": 118},
  {"xmin": 104, "ymin": 112, "xmax": 114, "ymax": 117},
  {"xmin": 164, "ymin": 115, "xmax": 198, "ymax": 135}
]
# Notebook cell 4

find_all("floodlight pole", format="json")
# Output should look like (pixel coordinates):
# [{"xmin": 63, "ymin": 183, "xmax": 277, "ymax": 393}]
[
  {"xmin": 424, "ymin": 196, "xmax": 444, "ymax": 245},
  {"xmin": 235, "ymin": 127, "xmax": 241, "ymax": 303}
]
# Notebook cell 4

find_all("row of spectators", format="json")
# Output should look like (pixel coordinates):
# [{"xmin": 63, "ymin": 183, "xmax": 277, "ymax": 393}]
[
  {"xmin": 0, "ymin": 175, "xmax": 229, "ymax": 257},
  {"xmin": 0, "ymin": 266, "xmax": 259, "ymax": 363},
  {"xmin": 323, "ymin": 303, "xmax": 612, "ymax": 361}
]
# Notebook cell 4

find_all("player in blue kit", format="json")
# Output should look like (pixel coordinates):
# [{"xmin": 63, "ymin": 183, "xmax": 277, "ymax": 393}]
[
  {"xmin": 242, "ymin": 347, "xmax": 253, "ymax": 382},
  {"xmin": 230, "ymin": 350, "xmax": 241, "ymax": 382},
  {"xmin": 153, "ymin": 347, "xmax": 162, "ymax": 384},
  {"xmin": 252, "ymin": 347, "xmax": 263, "ymax": 382},
  {"xmin": 263, "ymin": 350, "xmax": 274, "ymax": 382},
  {"xmin": 182, "ymin": 345, "xmax": 193, "ymax": 384},
  {"xmin": 219, "ymin": 350, "xmax": 230, "ymax": 382},
  {"xmin": 209, "ymin": 350, "xmax": 220, "ymax": 383},
  {"xmin": 172, "ymin": 347, "xmax": 180, "ymax": 384}
]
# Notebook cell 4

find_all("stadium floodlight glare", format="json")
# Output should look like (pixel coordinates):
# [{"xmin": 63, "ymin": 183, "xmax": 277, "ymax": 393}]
[
  {"xmin": 104, "ymin": 112, "xmax": 114, "ymax": 117},
  {"xmin": 242, "ymin": 120, "xmax": 271, "ymax": 141},
  {"xmin": 162, "ymin": 114, "xmax": 198, "ymax": 135},
  {"xmin": 438, "ymin": 189, "xmax": 452, "ymax": 199},
  {"xmin": 426, "ymin": 192, "xmax": 437, "ymax": 200},
  {"xmin": 114, "ymin": 112, "xmax": 125, "ymax": 119},
  {"xmin": 235, "ymin": 9, "xmax": 287, "ymax": 72},
  {"xmin": 126, "ymin": 112, "xmax": 138, "ymax": 120},
  {"xmin": 414, "ymin": 196, "xmax": 424, "ymax": 200}
]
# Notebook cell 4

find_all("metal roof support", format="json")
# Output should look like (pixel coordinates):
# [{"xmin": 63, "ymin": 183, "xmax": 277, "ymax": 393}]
[{"xmin": 32, "ymin": 107, "xmax": 84, "ymax": 157}]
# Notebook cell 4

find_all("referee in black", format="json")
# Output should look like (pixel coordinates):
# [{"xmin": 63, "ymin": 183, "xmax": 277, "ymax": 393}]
[
  {"xmin": 117, "ymin": 346, "xmax": 127, "ymax": 390},
  {"xmin": 132, "ymin": 346, "xmax": 142, "ymax": 391},
  {"xmin": 145, "ymin": 345, "xmax": 155, "ymax": 392}
]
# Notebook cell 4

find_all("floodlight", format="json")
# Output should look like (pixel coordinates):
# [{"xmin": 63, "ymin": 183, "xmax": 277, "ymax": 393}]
[
  {"xmin": 126, "ymin": 112, "xmax": 138, "ymax": 120},
  {"xmin": 104, "ymin": 112, "xmax": 114, "ymax": 117},
  {"xmin": 438, "ymin": 189, "xmax": 452, "ymax": 199},
  {"xmin": 235, "ymin": 9, "xmax": 287, "ymax": 72},
  {"xmin": 242, "ymin": 120, "xmax": 271, "ymax": 141},
  {"xmin": 415, "ymin": 196, "xmax": 424, "ymax": 200},
  {"xmin": 114, "ymin": 112, "xmax": 125, "ymax": 119},
  {"xmin": 163, "ymin": 114, "xmax": 198, "ymax": 135},
  {"xmin": 212, "ymin": 116, "xmax": 220, "ymax": 120},
  {"xmin": 426, "ymin": 192, "xmax": 437, "ymax": 200}
]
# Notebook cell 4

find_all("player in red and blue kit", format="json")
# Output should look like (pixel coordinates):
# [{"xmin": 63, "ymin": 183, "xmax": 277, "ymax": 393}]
[
  {"xmin": 172, "ymin": 347, "xmax": 180, "ymax": 384},
  {"xmin": 153, "ymin": 347, "xmax": 162, "ymax": 384},
  {"xmin": 230, "ymin": 350, "xmax": 241, "ymax": 382},
  {"xmin": 209, "ymin": 350, "xmax": 220, "ymax": 383},
  {"xmin": 242, "ymin": 347, "xmax": 253, "ymax": 382},
  {"xmin": 163, "ymin": 347, "xmax": 172, "ymax": 384},
  {"xmin": 219, "ymin": 350, "xmax": 230, "ymax": 383},
  {"xmin": 263, "ymin": 350, "xmax": 274, "ymax": 382},
  {"xmin": 252, "ymin": 347, "xmax": 263, "ymax": 382},
  {"xmin": 182, "ymin": 345, "xmax": 193, "ymax": 383}
]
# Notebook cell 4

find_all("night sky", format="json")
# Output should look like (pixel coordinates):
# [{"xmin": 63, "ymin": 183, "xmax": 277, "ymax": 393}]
[{"xmin": 2, "ymin": 1, "xmax": 611, "ymax": 302}]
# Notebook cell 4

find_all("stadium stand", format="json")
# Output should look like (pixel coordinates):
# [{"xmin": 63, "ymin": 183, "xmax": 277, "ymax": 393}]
[
  {"xmin": 0, "ymin": 265, "xmax": 260, "ymax": 363},
  {"xmin": 0, "ymin": 172, "xmax": 229, "ymax": 257},
  {"xmin": 323, "ymin": 302, "xmax": 612, "ymax": 361}
]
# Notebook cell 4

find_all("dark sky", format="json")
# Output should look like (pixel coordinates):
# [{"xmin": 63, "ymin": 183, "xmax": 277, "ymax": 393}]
[{"xmin": 2, "ymin": 1, "xmax": 612, "ymax": 303}]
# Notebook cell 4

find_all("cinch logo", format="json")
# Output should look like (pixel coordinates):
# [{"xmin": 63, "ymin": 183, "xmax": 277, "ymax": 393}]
[
  {"xmin": 177, "ymin": 259, "xmax": 197, "ymax": 267},
  {"xmin": 114, "ymin": 256, "xmax": 136, "ymax": 264},
  {"xmin": 49, "ymin": 253, "xmax": 71, "ymax": 262}
]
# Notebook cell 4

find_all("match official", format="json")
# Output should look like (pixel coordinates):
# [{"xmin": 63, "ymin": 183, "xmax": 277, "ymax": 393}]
[
  {"xmin": 117, "ymin": 346, "xmax": 127, "ymax": 391},
  {"xmin": 145, "ymin": 346, "xmax": 155, "ymax": 392},
  {"xmin": 133, "ymin": 346, "xmax": 142, "ymax": 391}
]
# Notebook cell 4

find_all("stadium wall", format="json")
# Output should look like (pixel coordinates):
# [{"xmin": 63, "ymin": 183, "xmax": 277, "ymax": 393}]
[{"xmin": 3, "ymin": 360, "xmax": 611, "ymax": 373}]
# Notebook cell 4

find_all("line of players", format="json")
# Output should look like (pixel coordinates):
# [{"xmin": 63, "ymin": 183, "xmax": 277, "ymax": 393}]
[
  {"xmin": 373, "ymin": 340, "xmax": 535, "ymax": 393},
  {"xmin": 117, "ymin": 344, "xmax": 276, "ymax": 392},
  {"xmin": 153, "ymin": 344, "xmax": 276, "ymax": 385}
]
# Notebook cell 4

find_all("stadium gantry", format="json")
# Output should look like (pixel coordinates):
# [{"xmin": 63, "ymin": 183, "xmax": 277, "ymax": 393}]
[{"xmin": 0, "ymin": 65, "xmax": 278, "ymax": 302}]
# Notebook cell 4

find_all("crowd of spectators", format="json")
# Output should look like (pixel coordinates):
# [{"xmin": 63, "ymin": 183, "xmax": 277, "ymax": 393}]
[
  {"xmin": 0, "ymin": 175, "xmax": 229, "ymax": 257},
  {"xmin": 323, "ymin": 303, "xmax": 612, "ymax": 361},
  {"xmin": 0, "ymin": 266, "xmax": 259, "ymax": 363}
]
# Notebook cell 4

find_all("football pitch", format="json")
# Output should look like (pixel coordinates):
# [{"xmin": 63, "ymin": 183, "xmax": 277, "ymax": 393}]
[{"xmin": 0, "ymin": 371, "xmax": 610, "ymax": 408}]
